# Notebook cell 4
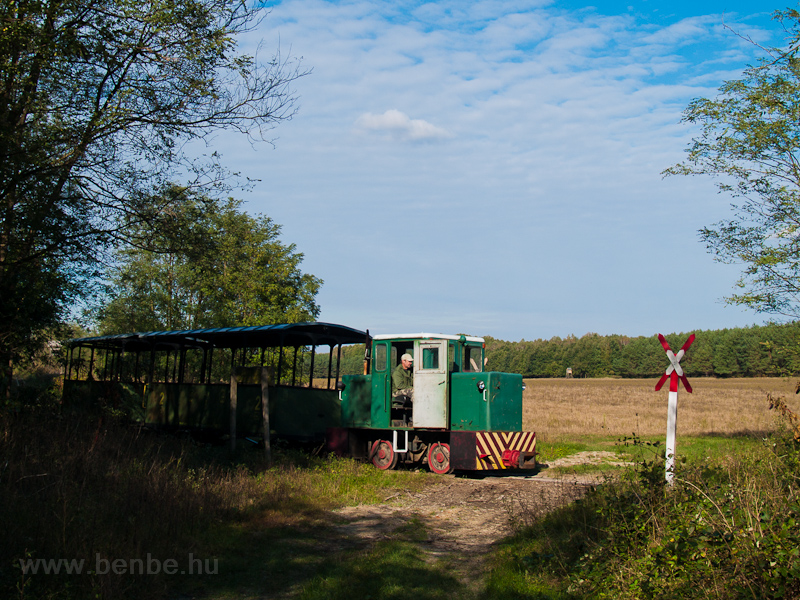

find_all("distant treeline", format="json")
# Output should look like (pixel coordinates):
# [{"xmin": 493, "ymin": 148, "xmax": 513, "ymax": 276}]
[
  {"xmin": 484, "ymin": 322, "xmax": 800, "ymax": 378},
  {"xmin": 313, "ymin": 322, "xmax": 800, "ymax": 379}
]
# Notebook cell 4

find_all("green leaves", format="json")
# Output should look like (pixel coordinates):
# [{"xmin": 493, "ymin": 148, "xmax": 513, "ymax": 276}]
[
  {"xmin": 0, "ymin": 0, "xmax": 307, "ymax": 398},
  {"xmin": 666, "ymin": 9, "xmax": 800, "ymax": 320},
  {"xmin": 96, "ymin": 186, "xmax": 321, "ymax": 333}
]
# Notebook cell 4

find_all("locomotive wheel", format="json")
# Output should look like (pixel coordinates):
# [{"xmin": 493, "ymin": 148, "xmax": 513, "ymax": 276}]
[
  {"xmin": 371, "ymin": 440, "xmax": 398, "ymax": 470},
  {"xmin": 427, "ymin": 442, "xmax": 453, "ymax": 474}
]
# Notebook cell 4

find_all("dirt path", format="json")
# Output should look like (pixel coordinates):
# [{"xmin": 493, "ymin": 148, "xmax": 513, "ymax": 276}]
[{"xmin": 330, "ymin": 452, "xmax": 615, "ymax": 591}]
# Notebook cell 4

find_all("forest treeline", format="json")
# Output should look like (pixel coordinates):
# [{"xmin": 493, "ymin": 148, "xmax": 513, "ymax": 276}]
[
  {"xmin": 484, "ymin": 322, "xmax": 800, "ymax": 378},
  {"xmin": 318, "ymin": 321, "xmax": 800, "ymax": 379}
]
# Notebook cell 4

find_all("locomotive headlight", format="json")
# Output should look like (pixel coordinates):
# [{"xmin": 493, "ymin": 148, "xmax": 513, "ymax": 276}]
[{"xmin": 476, "ymin": 381, "xmax": 486, "ymax": 392}]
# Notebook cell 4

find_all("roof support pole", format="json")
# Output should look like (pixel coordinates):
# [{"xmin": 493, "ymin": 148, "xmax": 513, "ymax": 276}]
[
  {"xmin": 261, "ymin": 366, "xmax": 271, "ymax": 465},
  {"xmin": 308, "ymin": 345, "xmax": 316, "ymax": 388},
  {"xmin": 277, "ymin": 344, "xmax": 284, "ymax": 385},
  {"xmin": 68, "ymin": 346, "xmax": 77, "ymax": 380},
  {"xmin": 291, "ymin": 347, "xmax": 298, "ymax": 387},
  {"xmin": 178, "ymin": 347, "xmax": 185, "ymax": 384},
  {"xmin": 200, "ymin": 348, "xmax": 207, "ymax": 384},
  {"xmin": 327, "ymin": 345, "xmax": 334, "ymax": 390},
  {"xmin": 335, "ymin": 344, "xmax": 342, "ymax": 389},
  {"xmin": 148, "ymin": 346, "xmax": 156, "ymax": 384},
  {"xmin": 230, "ymin": 366, "xmax": 238, "ymax": 453}
]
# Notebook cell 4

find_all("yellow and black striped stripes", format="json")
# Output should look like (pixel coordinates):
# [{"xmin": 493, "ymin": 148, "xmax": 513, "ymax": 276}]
[{"xmin": 475, "ymin": 431, "xmax": 537, "ymax": 470}]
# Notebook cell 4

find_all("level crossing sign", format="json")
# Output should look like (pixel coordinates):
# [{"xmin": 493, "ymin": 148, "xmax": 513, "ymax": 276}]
[{"xmin": 655, "ymin": 333, "xmax": 695, "ymax": 484}]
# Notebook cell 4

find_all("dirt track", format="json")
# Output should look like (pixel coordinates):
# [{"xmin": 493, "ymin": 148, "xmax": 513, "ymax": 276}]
[{"xmin": 329, "ymin": 453, "xmax": 613, "ymax": 591}]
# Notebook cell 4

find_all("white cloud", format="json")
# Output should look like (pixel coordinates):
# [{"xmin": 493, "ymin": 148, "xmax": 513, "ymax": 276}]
[
  {"xmin": 354, "ymin": 109, "xmax": 453, "ymax": 142},
  {"xmin": 220, "ymin": 0, "xmax": 780, "ymax": 340}
]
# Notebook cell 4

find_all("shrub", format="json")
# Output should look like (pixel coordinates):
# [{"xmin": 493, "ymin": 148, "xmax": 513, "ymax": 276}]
[{"xmin": 490, "ymin": 402, "xmax": 800, "ymax": 599}]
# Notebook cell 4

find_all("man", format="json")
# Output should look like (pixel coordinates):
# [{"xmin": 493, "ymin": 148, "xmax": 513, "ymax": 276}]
[{"xmin": 392, "ymin": 352, "xmax": 414, "ymax": 402}]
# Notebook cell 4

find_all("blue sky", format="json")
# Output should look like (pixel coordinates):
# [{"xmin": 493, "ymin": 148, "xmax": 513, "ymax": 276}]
[{"xmin": 215, "ymin": 0, "xmax": 788, "ymax": 341}]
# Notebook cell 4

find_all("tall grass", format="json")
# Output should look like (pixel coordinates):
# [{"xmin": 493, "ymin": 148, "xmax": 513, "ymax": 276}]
[
  {"xmin": 487, "ymin": 400, "xmax": 800, "ymax": 599},
  {"xmin": 524, "ymin": 377, "xmax": 799, "ymax": 440},
  {"xmin": 0, "ymin": 405, "xmax": 431, "ymax": 600},
  {"xmin": 2, "ymin": 408, "xmax": 256, "ymax": 598}
]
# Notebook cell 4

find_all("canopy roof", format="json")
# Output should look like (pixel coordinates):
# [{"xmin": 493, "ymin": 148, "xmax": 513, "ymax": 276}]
[{"xmin": 67, "ymin": 322, "xmax": 369, "ymax": 352}]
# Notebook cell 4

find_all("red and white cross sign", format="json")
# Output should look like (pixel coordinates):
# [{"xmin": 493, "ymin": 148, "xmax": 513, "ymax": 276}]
[
  {"xmin": 654, "ymin": 333, "xmax": 695, "ymax": 484},
  {"xmin": 655, "ymin": 334, "xmax": 695, "ymax": 394}
]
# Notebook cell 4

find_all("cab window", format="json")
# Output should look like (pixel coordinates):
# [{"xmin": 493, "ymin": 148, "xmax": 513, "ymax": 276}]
[
  {"xmin": 374, "ymin": 343, "xmax": 387, "ymax": 371},
  {"xmin": 464, "ymin": 345, "xmax": 483, "ymax": 372},
  {"xmin": 421, "ymin": 347, "xmax": 439, "ymax": 370}
]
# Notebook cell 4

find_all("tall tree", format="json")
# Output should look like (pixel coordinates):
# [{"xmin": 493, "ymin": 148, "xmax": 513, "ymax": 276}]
[
  {"xmin": 0, "ymin": 0, "xmax": 306, "ymax": 395},
  {"xmin": 96, "ymin": 187, "xmax": 321, "ymax": 333},
  {"xmin": 664, "ymin": 9, "xmax": 800, "ymax": 320}
]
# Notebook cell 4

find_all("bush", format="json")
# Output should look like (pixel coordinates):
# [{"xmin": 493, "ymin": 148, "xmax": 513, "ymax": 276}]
[{"xmin": 489, "ymin": 403, "xmax": 800, "ymax": 599}]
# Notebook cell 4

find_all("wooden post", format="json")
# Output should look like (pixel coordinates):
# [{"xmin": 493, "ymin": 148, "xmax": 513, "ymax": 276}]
[
  {"xmin": 261, "ymin": 366, "xmax": 272, "ymax": 464},
  {"xmin": 229, "ymin": 368, "xmax": 238, "ymax": 453}
]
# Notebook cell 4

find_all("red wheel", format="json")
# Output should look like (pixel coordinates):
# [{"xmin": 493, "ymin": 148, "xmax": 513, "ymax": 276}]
[
  {"xmin": 427, "ymin": 442, "xmax": 453, "ymax": 474},
  {"xmin": 370, "ymin": 440, "xmax": 398, "ymax": 470}
]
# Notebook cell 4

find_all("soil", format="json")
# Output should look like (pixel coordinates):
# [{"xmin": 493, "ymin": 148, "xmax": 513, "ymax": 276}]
[{"xmin": 329, "ymin": 452, "xmax": 619, "ymax": 592}]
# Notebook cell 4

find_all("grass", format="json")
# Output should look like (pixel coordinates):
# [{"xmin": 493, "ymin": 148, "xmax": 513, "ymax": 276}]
[
  {"xmin": 486, "ymin": 387, "xmax": 800, "ymax": 600},
  {"xmin": 525, "ymin": 376, "xmax": 800, "ymax": 478},
  {"xmin": 5, "ymin": 375, "xmax": 800, "ymax": 599},
  {"xmin": 174, "ymin": 462, "xmax": 445, "ymax": 600},
  {"xmin": 0, "ymin": 407, "xmax": 439, "ymax": 600},
  {"xmin": 486, "ymin": 429, "xmax": 800, "ymax": 599},
  {"xmin": 296, "ymin": 525, "xmax": 469, "ymax": 600},
  {"xmin": 535, "ymin": 439, "xmax": 591, "ymax": 463},
  {"xmin": 523, "ymin": 377, "xmax": 798, "ymax": 440}
]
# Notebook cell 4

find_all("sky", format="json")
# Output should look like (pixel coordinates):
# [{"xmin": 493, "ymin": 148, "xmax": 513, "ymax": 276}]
[{"xmin": 213, "ymin": 0, "xmax": 789, "ymax": 341}]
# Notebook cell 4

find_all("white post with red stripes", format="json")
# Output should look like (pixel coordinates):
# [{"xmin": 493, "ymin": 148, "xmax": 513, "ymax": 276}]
[{"xmin": 655, "ymin": 333, "xmax": 695, "ymax": 485}]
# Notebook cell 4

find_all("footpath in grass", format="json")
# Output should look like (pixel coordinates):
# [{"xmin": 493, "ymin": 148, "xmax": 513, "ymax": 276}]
[{"xmin": 166, "ymin": 458, "xmax": 479, "ymax": 600}]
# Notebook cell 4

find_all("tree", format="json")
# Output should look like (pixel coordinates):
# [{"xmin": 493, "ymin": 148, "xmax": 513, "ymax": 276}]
[
  {"xmin": 665, "ymin": 9, "xmax": 800, "ymax": 320},
  {"xmin": 96, "ymin": 187, "xmax": 321, "ymax": 333},
  {"xmin": 0, "ymin": 0, "xmax": 306, "ymax": 397}
]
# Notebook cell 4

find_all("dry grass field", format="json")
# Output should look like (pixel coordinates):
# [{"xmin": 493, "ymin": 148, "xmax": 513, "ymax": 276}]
[{"xmin": 523, "ymin": 377, "xmax": 800, "ymax": 441}]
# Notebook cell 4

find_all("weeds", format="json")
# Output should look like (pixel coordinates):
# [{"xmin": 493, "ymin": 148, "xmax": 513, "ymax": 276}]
[
  {"xmin": 0, "ymin": 405, "xmax": 432, "ymax": 600},
  {"xmin": 487, "ymin": 404, "xmax": 800, "ymax": 600}
]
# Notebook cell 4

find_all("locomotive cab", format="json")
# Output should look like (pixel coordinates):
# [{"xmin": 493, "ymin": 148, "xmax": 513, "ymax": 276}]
[{"xmin": 366, "ymin": 334, "xmax": 484, "ymax": 430}]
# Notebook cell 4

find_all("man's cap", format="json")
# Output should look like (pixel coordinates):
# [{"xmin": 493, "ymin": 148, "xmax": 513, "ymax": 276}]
[{"xmin": 401, "ymin": 353, "xmax": 413, "ymax": 362}]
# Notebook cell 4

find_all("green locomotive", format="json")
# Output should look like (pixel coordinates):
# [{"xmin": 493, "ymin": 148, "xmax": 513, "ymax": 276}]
[{"xmin": 328, "ymin": 332, "xmax": 537, "ymax": 474}]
